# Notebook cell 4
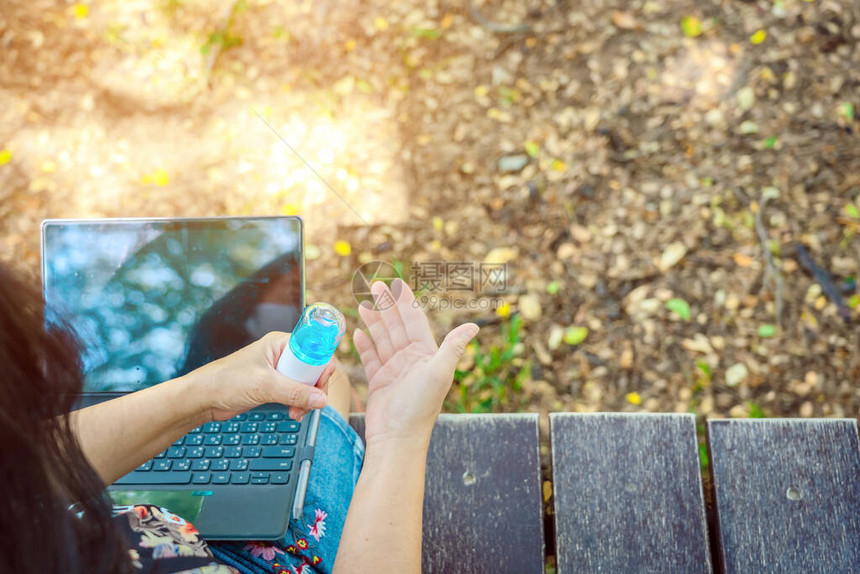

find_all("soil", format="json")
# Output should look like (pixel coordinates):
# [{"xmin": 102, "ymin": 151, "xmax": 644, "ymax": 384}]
[{"xmin": 2, "ymin": 0, "xmax": 859, "ymax": 426}]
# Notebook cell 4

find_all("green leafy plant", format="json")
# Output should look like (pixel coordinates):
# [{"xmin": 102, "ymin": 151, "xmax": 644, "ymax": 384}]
[
  {"xmin": 448, "ymin": 315, "xmax": 530, "ymax": 413},
  {"xmin": 757, "ymin": 324, "xmax": 776, "ymax": 338},
  {"xmin": 689, "ymin": 361, "xmax": 712, "ymax": 475},
  {"xmin": 666, "ymin": 298, "xmax": 692, "ymax": 321},
  {"xmin": 200, "ymin": 0, "xmax": 247, "ymax": 57},
  {"xmin": 693, "ymin": 359, "xmax": 711, "ymax": 393},
  {"xmin": 748, "ymin": 401, "xmax": 766, "ymax": 418},
  {"xmin": 201, "ymin": 29, "xmax": 243, "ymax": 55}
]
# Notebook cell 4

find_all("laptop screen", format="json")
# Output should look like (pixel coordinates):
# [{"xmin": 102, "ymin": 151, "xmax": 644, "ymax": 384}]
[{"xmin": 42, "ymin": 217, "xmax": 304, "ymax": 393}]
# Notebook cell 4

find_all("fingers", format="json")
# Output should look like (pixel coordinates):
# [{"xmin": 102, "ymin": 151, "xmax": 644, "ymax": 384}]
[
  {"xmin": 289, "ymin": 406, "xmax": 309, "ymax": 422},
  {"xmin": 286, "ymin": 363, "xmax": 335, "ymax": 422},
  {"xmin": 353, "ymin": 328, "xmax": 382, "ymax": 381},
  {"xmin": 434, "ymin": 323, "xmax": 480, "ymax": 375},
  {"xmin": 262, "ymin": 331, "xmax": 291, "ymax": 367},
  {"xmin": 316, "ymin": 363, "xmax": 336, "ymax": 394},
  {"xmin": 270, "ymin": 377, "xmax": 328, "ymax": 411},
  {"xmin": 358, "ymin": 299, "xmax": 394, "ymax": 363},
  {"xmin": 374, "ymin": 281, "xmax": 409, "ymax": 352},
  {"xmin": 392, "ymin": 278, "xmax": 437, "ymax": 348}
]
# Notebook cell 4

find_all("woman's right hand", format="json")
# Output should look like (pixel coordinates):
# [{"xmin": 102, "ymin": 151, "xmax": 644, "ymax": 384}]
[{"xmin": 354, "ymin": 279, "xmax": 479, "ymax": 448}]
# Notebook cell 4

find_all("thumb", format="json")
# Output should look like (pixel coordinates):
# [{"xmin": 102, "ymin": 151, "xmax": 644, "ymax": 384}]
[{"xmin": 435, "ymin": 323, "xmax": 480, "ymax": 374}]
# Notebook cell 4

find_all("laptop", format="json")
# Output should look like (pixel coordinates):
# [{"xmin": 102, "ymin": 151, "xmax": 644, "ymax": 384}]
[{"xmin": 41, "ymin": 216, "xmax": 319, "ymax": 540}]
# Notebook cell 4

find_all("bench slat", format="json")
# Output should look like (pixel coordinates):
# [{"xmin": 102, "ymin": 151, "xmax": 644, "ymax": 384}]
[
  {"xmin": 551, "ymin": 413, "xmax": 712, "ymax": 573},
  {"xmin": 708, "ymin": 419, "xmax": 860, "ymax": 573},
  {"xmin": 350, "ymin": 413, "xmax": 545, "ymax": 573}
]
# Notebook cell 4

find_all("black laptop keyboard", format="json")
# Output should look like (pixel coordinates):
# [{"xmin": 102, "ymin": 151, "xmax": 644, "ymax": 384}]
[{"xmin": 115, "ymin": 411, "xmax": 300, "ymax": 487}]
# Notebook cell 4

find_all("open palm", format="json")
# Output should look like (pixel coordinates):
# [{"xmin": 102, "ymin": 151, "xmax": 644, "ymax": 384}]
[{"xmin": 354, "ymin": 280, "xmax": 479, "ymax": 447}]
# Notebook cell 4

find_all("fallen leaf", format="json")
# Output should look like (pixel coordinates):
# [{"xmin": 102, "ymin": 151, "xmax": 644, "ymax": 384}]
[
  {"xmin": 682, "ymin": 334, "xmax": 714, "ymax": 354},
  {"xmin": 498, "ymin": 154, "xmax": 529, "ymax": 172},
  {"xmin": 518, "ymin": 293, "xmax": 542, "ymax": 321},
  {"xmin": 612, "ymin": 11, "xmax": 640, "ymax": 31},
  {"xmin": 550, "ymin": 159, "xmax": 566, "ymax": 172},
  {"xmin": 620, "ymin": 341, "xmax": 634, "ymax": 369},
  {"xmin": 305, "ymin": 245, "xmax": 321, "ymax": 260},
  {"xmin": 659, "ymin": 242, "xmax": 687, "ymax": 271},
  {"xmin": 524, "ymin": 140, "xmax": 540, "ymax": 159},
  {"xmin": 563, "ymin": 326, "xmax": 588, "ymax": 346},
  {"xmin": 733, "ymin": 253, "xmax": 754, "ymax": 267},
  {"xmin": 547, "ymin": 324, "xmax": 564, "ymax": 350},
  {"xmin": 681, "ymin": 16, "xmax": 702, "ymax": 38},
  {"xmin": 484, "ymin": 246, "xmax": 518, "ymax": 264},
  {"xmin": 725, "ymin": 363, "xmax": 748, "ymax": 387},
  {"xmin": 739, "ymin": 120, "xmax": 759, "ymax": 134},
  {"xmin": 737, "ymin": 87, "xmax": 755, "ymax": 111},
  {"xmin": 844, "ymin": 204, "xmax": 859, "ymax": 219}
]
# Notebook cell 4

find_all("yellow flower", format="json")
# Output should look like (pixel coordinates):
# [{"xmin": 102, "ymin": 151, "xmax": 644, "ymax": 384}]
[
  {"xmin": 626, "ymin": 392, "xmax": 642, "ymax": 406},
  {"xmin": 142, "ymin": 169, "xmax": 169, "ymax": 186},
  {"xmin": 0, "ymin": 149, "xmax": 12, "ymax": 165},
  {"xmin": 495, "ymin": 302, "xmax": 511, "ymax": 318},
  {"xmin": 334, "ymin": 240, "xmax": 352, "ymax": 256},
  {"xmin": 73, "ymin": 3, "xmax": 89, "ymax": 19},
  {"xmin": 750, "ymin": 29, "xmax": 766, "ymax": 45}
]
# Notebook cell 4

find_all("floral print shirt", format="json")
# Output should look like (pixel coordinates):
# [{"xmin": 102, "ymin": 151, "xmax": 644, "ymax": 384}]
[{"xmin": 113, "ymin": 504, "xmax": 237, "ymax": 574}]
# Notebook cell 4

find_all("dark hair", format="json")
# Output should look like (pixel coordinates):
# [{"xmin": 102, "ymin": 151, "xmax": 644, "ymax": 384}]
[{"xmin": 0, "ymin": 262, "xmax": 133, "ymax": 573}]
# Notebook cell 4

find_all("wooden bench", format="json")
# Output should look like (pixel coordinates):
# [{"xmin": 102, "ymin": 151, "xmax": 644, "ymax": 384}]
[{"xmin": 350, "ymin": 413, "xmax": 860, "ymax": 573}]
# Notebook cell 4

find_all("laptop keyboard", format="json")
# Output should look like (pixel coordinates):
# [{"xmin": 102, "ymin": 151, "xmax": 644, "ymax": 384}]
[{"xmin": 115, "ymin": 411, "xmax": 300, "ymax": 487}]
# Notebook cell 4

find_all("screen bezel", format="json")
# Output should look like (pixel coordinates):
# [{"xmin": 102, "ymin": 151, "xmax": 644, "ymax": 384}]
[{"xmin": 40, "ymin": 215, "xmax": 305, "ymax": 395}]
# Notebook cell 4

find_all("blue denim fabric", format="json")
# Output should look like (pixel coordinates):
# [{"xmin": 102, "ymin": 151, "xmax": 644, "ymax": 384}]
[{"xmin": 210, "ymin": 406, "xmax": 364, "ymax": 573}]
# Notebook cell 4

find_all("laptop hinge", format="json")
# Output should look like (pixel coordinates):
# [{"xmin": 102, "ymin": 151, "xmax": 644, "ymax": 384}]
[{"xmin": 295, "ymin": 446, "xmax": 314, "ymax": 463}]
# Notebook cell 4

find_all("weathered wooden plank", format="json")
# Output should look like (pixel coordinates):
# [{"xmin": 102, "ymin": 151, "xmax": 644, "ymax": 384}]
[
  {"xmin": 350, "ymin": 413, "xmax": 545, "ymax": 573},
  {"xmin": 708, "ymin": 418, "xmax": 860, "ymax": 573},
  {"xmin": 551, "ymin": 413, "xmax": 712, "ymax": 574}
]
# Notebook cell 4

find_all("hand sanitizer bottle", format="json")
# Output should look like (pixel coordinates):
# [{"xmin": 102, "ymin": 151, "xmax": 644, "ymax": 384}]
[{"xmin": 276, "ymin": 303, "xmax": 346, "ymax": 385}]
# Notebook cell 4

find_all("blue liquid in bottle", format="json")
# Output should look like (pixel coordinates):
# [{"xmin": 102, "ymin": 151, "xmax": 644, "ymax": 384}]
[{"xmin": 289, "ymin": 303, "xmax": 346, "ymax": 366}]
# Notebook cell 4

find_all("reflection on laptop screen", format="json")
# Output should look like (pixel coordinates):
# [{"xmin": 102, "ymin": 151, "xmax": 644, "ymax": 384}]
[{"xmin": 42, "ymin": 217, "xmax": 303, "ymax": 393}]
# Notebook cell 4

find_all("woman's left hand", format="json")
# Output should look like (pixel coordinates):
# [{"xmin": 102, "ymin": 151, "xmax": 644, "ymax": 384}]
[{"xmin": 185, "ymin": 331, "xmax": 332, "ymax": 422}]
